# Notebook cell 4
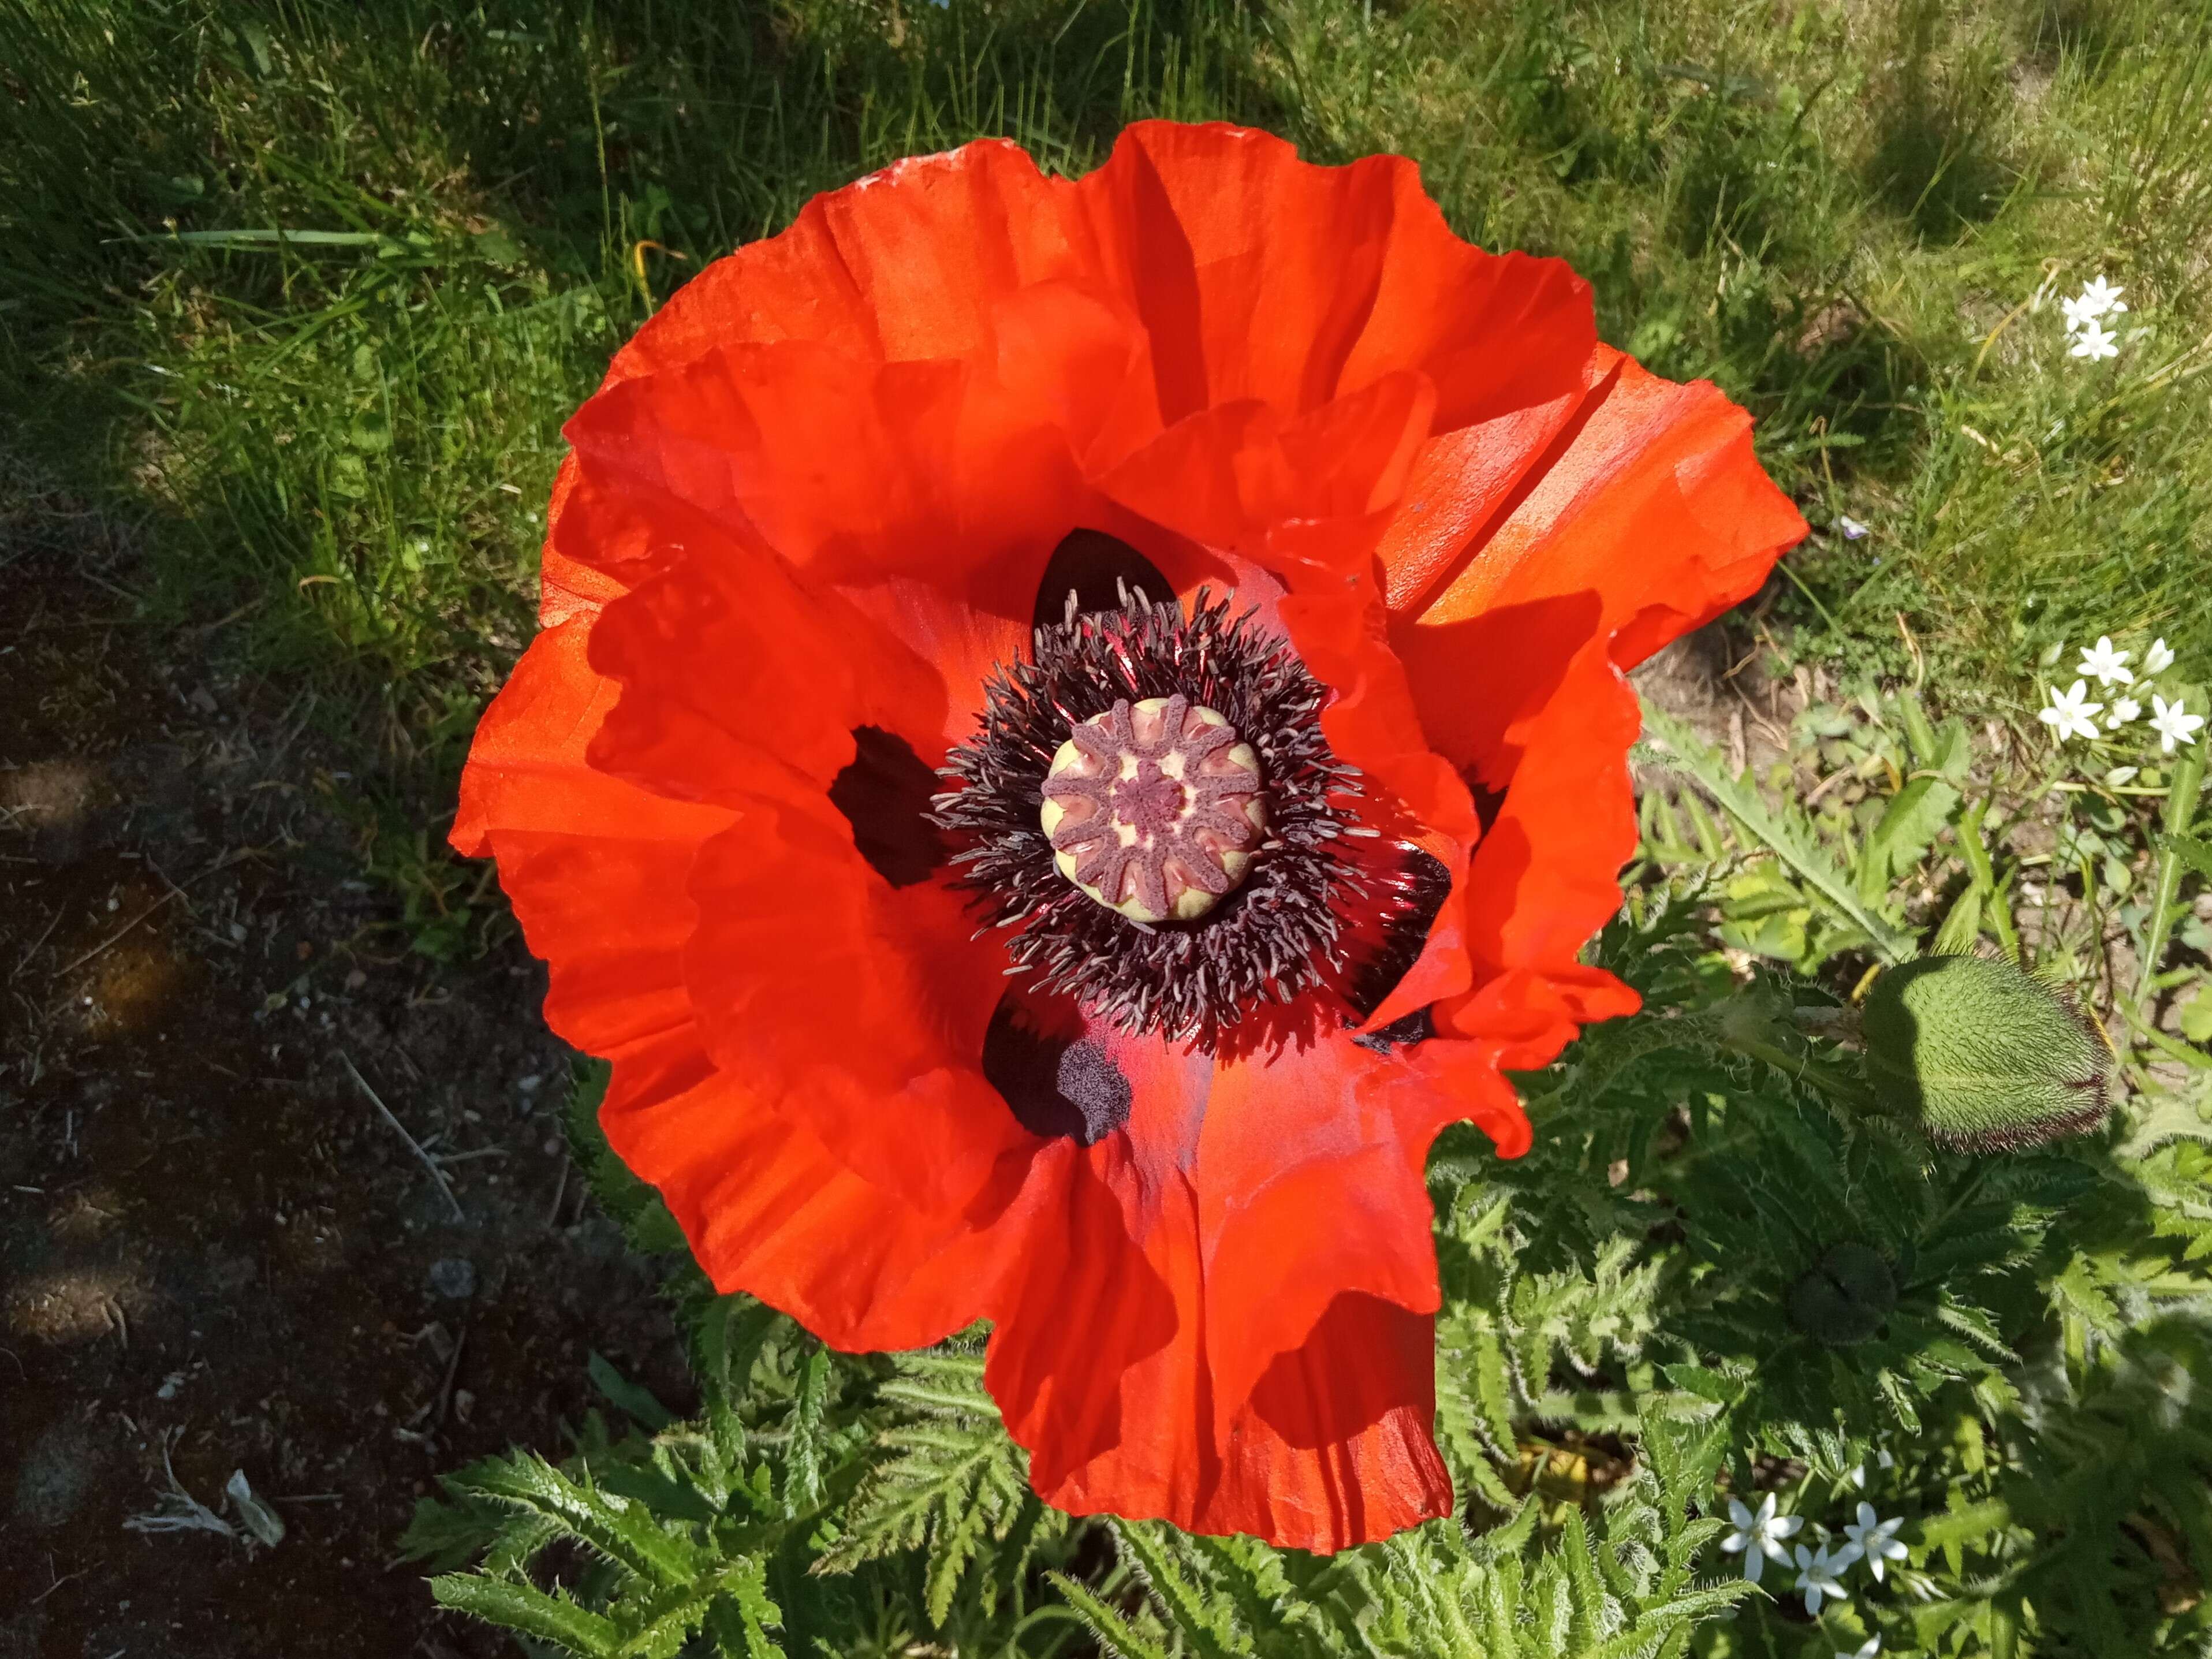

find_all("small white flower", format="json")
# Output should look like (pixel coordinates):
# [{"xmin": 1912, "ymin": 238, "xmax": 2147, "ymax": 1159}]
[
  {"xmin": 2151, "ymin": 694, "xmax": 2204, "ymax": 755},
  {"xmin": 1837, "ymin": 514, "xmax": 1870, "ymax": 540},
  {"xmin": 2061, "ymin": 292, "xmax": 2099, "ymax": 333},
  {"xmin": 2078, "ymin": 636, "xmax": 2135, "ymax": 686},
  {"xmin": 1842, "ymin": 1503, "xmax": 1909, "ymax": 1582},
  {"xmin": 2079, "ymin": 275, "xmax": 2128, "ymax": 316},
  {"xmin": 2070, "ymin": 319, "xmax": 2120, "ymax": 360},
  {"xmin": 1720, "ymin": 1492, "xmax": 1803, "ymax": 1585},
  {"xmin": 2144, "ymin": 637, "xmax": 2176, "ymax": 674},
  {"xmin": 1839, "ymin": 1640, "xmax": 1881, "ymax": 1659},
  {"xmin": 2107, "ymin": 696, "xmax": 2141, "ymax": 729},
  {"xmin": 2038, "ymin": 680, "xmax": 2104, "ymax": 743},
  {"xmin": 1794, "ymin": 1542, "xmax": 1856, "ymax": 1616}
]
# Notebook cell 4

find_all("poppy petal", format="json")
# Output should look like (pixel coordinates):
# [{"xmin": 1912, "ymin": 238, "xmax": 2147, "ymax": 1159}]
[
  {"xmin": 1404, "ymin": 346, "xmax": 1808, "ymax": 670},
  {"xmin": 1073, "ymin": 122, "xmax": 1592, "ymax": 429},
  {"xmin": 468, "ymin": 642, "xmax": 1025, "ymax": 1349},
  {"xmin": 1192, "ymin": 1035, "xmax": 1445, "ymax": 1425},
  {"xmin": 680, "ymin": 782, "xmax": 1028, "ymax": 1211},
  {"xmin": 561, "ymin": 340, "xmax": 1095, "ymax": 751},
  {"xmin": 988, "ymin": 1139, "xmax": 1449, "ymax": 1552},
  {"xmin": 1210, "ymin": 1293, "xmax": 1454, "ymax": 1551},
  {"xmin": 601, "ymin": 1022, "xmax": 1022, "ymax": 1354},
  {"xmin": 449, "ymin": 621, "xmax": 726, "ymax": 1071},
  {"xmin": 605, "ymin": 139, "xmax": 1077, "ymax": 378},
  {"xmin": 582, "ymin": 521, "xmax": 954, "ymax": 800}
]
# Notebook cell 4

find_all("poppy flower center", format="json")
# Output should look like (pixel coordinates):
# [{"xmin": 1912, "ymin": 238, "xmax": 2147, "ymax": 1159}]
[
  {"xmin": 931, "ymin": 554, "xmax": 1378, "ymax": 1047},
  {"xmin": 1040, "ymin": 695, "xmax": 1267, "ymax": 924}
]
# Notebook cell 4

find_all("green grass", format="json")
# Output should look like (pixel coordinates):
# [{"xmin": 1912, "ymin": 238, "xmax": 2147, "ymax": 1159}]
[{"xmin": 4, "ymin": 0, "xmax": 2210, "ymax": 877}]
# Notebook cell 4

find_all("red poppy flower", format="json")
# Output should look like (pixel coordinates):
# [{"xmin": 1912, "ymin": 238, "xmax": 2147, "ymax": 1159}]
[{"xmin": 454, "ymin": 122, "xmax": 1804, "ymax": 1552}]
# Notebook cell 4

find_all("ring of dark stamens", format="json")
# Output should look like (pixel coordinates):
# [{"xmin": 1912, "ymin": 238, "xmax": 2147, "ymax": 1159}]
[{"xmin": 934, "ymin": 585, "xmax": 1434, "ymax": 1047}]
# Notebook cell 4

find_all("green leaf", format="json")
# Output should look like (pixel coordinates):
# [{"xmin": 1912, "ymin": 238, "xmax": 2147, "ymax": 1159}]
[
  {"xmin": 1050, "ymin": 1571, "xmax": 1176, "ymax": 1659},
  {"xmin": 1111, "ymin": 1523, "xmax": 1241, "ymax": 1659},
  {"xmin": 429, "ymin": 1574, "xmax": 621, "ymax": 1655},
  {"xmin": 591, "ymin": 1351, "xmax": 676, "ymax": 1432},
  {"xmin": 1639, "ymin": 702, "xmax": 1918, "ymax": 964},
  {"xmin": 1918, "ymin": 1497, "xmax": 2012, "ymax": 1551},
  {"xmin": 783, "ymin": 1347, "xmax": 832, "ymax": 1518},
  {"xmin": 702, "ymin": 1560, "xmax": 784, "ymax": 1658},
  {"xmin": 458, "ymin": 1452, "xmax": 704, "ymax": 1585},
  {"xmin": 1857, "ymin": 773, "xmax": 1960, "ymax": 901}
]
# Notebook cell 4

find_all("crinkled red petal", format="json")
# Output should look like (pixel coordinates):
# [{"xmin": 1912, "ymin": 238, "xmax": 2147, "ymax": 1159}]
[
  {"xmin": 602, "ymin": 1022, "xmax": 1024, "ymax": 1353},
  {"xmin": 680, "ymin": 783, "xmax": 1025, "ymax": 1211},
  {"xmin": 1405, "ymin": 346, "xmax": 1809, "ymax": 669},
  {"xmin": 987, "ymin": 1131, "xmax": 1450, "ymax": 1551}
]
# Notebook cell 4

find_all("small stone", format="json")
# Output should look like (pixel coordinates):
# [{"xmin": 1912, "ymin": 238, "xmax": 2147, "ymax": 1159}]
[{"xmin": 427, "ymin": 1258, "xmax": 476, "ymax": 1300}]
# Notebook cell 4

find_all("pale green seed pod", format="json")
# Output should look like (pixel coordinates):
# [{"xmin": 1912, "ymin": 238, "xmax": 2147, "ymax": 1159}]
[{"xmin": 1861, "ymin": 955, "xmax": 2110, "ymax": 1153}]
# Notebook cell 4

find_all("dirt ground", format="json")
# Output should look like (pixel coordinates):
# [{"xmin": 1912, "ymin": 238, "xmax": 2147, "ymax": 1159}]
[{"xmin": 1, "ymin": 512, "xmax": 689, "ymax": 1652}]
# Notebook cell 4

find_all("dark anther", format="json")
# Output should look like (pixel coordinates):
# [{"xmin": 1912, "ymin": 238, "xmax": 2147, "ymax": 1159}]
[
  {"xmin": 1345, "ymin": 848, "xmax": 1452, "ymax": 1020},
  {"xmin": 1031, "ymin": 529, "xmax": 1173, "ymax": 631},
  {"xmin": 828, "ymin": 726, "xmax": 945, "ymax": 888},
  {"xmin": 1352, "ymin": 1005, "xmax": 1435, "ymax": 1054},
  {"xmin": 980, "ymin": 996, "xmax": 1133, "ymax": 1145}
]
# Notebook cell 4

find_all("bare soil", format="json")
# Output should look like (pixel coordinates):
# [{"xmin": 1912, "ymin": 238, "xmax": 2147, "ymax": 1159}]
[{"xmin": 1, "ymin": 529, "xmax": 688, "ymax": 1654}]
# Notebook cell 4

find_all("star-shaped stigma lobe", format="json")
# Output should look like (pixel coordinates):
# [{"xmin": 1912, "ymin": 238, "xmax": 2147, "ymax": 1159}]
[{"xmin": 1039, "ymin": 695, "xmax": 1268, "ymax": 923}]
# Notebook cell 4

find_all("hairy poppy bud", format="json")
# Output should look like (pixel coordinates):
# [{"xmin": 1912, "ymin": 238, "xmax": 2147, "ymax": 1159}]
[
  {"xmin": 1789, "ymin": 1242, "xmax": 1898, "ymax": 1345},
  {"xmin": 1861, "ymin": 955, "xmax": 2110, "ymax": 1153}
]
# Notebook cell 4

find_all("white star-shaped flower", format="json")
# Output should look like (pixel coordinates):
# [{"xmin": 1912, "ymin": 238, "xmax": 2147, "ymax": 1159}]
[
  {"xmin": 2144, "ymin": 637, "xmax": 2175, "ymax": 674},
  {"xmin": 2071, "ymin": 319, "xmax": 2120, "ymax": 360},
  {"xmin": 1842, "ymin": 1503, "xmax": 1909, "ymax": 1581},
  {"xmin": 2151, "ymin": 694, "xmax": 2204, "ymax": 755},
  {"xmin": 2038, "ymin": 680, "xmax": 2103, "ymax": 743},
  {"xmin": 1794, "ymin": 1542, "xmax": 1856, "ymax": 1616},
  {"xmin": 2079, "ymin": 275, "xmax": 2128, "ymax": 316},
  {"xmin": 2061, "ymin": 292, "xmax": 2099, "ymax": 333},
  {"xmin": 2107, "ymin": 696, "xmax": 2141, "ymax": 729},
  {"xmin": 2078, "ymin": 637, "xmax": 2134, "ymax": 685},
  {"xmin": 1719, "ymin": 1492, "xmax": 1803, "ymax": 1584}
]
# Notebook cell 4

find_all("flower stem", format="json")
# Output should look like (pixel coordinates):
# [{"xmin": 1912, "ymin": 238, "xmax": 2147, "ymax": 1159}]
[{"xmin": 2136, "ymin": 747, "xmax": 2207, "ymax": 1020}]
